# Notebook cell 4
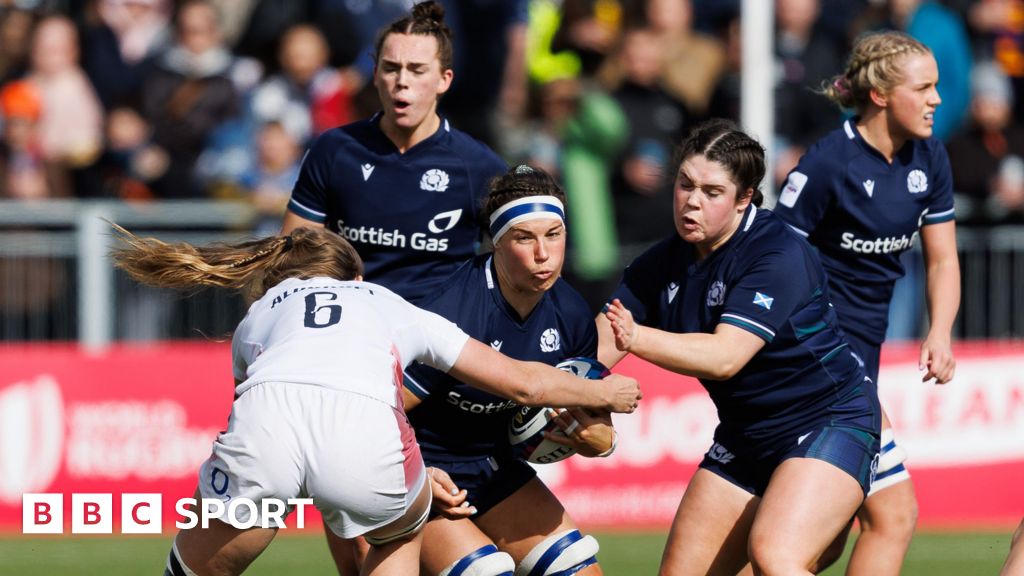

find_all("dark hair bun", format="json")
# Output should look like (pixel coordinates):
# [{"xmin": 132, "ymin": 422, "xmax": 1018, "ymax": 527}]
[{"xmin": 412, "ymin": 1, "xmax": 445, "ymax": 25}]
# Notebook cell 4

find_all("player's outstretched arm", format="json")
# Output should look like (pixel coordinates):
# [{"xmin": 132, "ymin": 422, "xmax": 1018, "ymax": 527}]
[
  {"xmin": 449, "ymin": 338, "xmax": 641, "ymax": 413},
  {"xmin": 604, "ymin": 298, "xmax": 764, "ymax": 380}
]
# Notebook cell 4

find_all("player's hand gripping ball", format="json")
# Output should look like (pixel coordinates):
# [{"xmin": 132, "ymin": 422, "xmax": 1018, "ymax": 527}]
[{"xmin": 508, "ymin": 357, "xmax": 610, "ymax": 464}]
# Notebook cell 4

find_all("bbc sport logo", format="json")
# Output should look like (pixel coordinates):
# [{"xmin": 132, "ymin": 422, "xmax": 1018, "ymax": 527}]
[{"xmin": 22, "ymin": 493, "xmax": 314, "ymax": 534}]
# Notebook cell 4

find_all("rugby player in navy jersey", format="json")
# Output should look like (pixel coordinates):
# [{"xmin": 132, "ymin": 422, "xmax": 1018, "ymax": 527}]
[
  {"xmin": 281, "ymin": 4, "xmax": 506, "ymax": 570},
  {"xmin": 774, "ymin": 31, "xmax": 960, "ymax": 576},
  {"xmin": 597, "ymin": 119, "xmax": 882, "ymax": 576},
  {"xmin": 280, "ymin": 0, "xmax": 506, "ymax": 305},
  {"xmin": 402, "ymin": 165, "xmax": 616, "ymax": 576},
  {"xmin": 108, "ymin": 225, "xmax": 640, "ymax": 576}
]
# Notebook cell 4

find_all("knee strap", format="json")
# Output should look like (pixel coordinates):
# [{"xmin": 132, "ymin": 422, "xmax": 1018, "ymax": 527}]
[
  {"xmin": 876, "ymin": 428, "xmax": 909, "ymax": 474},
  {"xmin": 364, "ymin": 499, "xmax": 431, "ymax": 546},
  {"xmin": 515, "ymin": 529, "xmax": 599, "ymax": 576},
  {"xmin": 869, "ymin": 428, "xmax": 911, "ymax": 495},
  {"xmin": 165, "ymin": 540, "xmax": 199, "ymax": 576},
  {"xmin": 439, "ymin": 544, "xmax": 515, "ymax": 576},
  {"xmin": 365, "ymin": 473, "xmax": 433, "ymax": 546}
]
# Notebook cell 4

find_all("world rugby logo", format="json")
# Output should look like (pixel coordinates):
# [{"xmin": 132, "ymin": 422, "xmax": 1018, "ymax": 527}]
[
  {"xmin": 0, "ymin": 375, "xmax": 64, "ymax": 504},
  {"xmin": 420, "ymin": 169, "xmax": 450, "ymax": 192}
]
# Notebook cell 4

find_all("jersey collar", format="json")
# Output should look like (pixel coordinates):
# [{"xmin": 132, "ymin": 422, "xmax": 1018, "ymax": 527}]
[
  {"xmin": 484, "ymin": 255, "xmax": 544, "ymax": 327},
  {"xmin": 371, "ymin": 112, "xmax": 451, "ymax": 155},
  {"xmin": 690, "ymin": 204, "xmax": 757, "ymax": 274},
  {"xmin": 845, "ymin": 117, "xmax": 915, "ymax": 166}
]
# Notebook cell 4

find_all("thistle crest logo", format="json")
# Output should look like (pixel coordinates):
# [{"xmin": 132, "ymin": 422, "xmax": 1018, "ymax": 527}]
[
  {"xmin": 706, "ymin": 281, "xmax": 726, "ymax": 307},
  {"xmin": 907, "ymin": 169, "xmax": 928, "ymax": 194},
  {"xmin": 420, "ymin": 169, "xmax": 450, "ymax": 192},
  {"xmin": 539, "ymin": 328, "xmax": 561, "ymax": 353}
]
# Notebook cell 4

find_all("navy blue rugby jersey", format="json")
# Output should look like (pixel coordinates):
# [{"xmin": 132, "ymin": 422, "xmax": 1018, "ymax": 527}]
[
  {"xmin": 774, "ymin": 119, "xmax": 955, "ymax": 345},
  {"xmin": 612, "ymin": 206, "xmax": 878, "ymax": 441},
  {"xmin": 287, "ymin": 114, "xmax": 507, "ymax": 304},
  {"xmin": 404, "ymin": 255, "xmax": 598, "ymax": 460}
]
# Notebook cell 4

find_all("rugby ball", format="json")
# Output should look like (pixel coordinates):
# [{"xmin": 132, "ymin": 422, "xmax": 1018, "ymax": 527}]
[{"xmin": 508, "ymin": 357, "xmax": 610, "ymax": 464}]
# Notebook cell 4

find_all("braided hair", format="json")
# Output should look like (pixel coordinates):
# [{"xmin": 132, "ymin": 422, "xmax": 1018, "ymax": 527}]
[
  {"xmin": 374, "ymin": 1, "xmax": 454, "ymax": 71},
  {"xmin": 676, "ymin": 119, "xmax": 766, "ymax": 207},
  {"xmin": 110, "ymin": 225, "xmax": 364, "ymax": 301},
  {"xmin": 823, "ymin": 31, "xmax": 931, "ymax": 112}
]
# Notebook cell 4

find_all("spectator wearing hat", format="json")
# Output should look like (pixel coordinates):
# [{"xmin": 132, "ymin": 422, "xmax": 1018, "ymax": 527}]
[
  {"xmin": 0, "ymin": 80, "xmax": 62, "ymax": 199},
  {"xmin": 947, "ymin": 61, "xmax": 1024, "ymax": 225}
]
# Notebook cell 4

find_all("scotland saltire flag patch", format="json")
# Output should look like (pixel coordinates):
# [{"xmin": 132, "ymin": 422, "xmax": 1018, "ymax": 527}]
[{"xmin": 753, "ymin": 292, "xmax": 774, "ymax": 310}]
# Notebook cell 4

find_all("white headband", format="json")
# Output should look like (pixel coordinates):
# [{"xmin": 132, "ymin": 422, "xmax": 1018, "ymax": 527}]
[{"xmin": 488, "ymin": 196, "xmax": 565, "ymax": 243}]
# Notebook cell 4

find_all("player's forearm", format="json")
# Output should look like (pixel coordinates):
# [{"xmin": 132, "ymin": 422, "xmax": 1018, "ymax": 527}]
[
  {"xmin": 519, "ymin": 361, "xmax": 620, "ymax": 410},
  {"xmin": 629, "ymin": 327, "xmax": 742, "ymax": 381},
  {"xmin": 925, "ymin": 256, "xmax": 960, "ymax": 339},
  {"xmin": 452, "ymin": 340, "xmax": 626, "ymax": 411}
]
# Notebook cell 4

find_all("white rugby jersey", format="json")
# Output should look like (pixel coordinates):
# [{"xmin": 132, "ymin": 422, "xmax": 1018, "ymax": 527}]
[{"xmin": 231, "ymin": 277, "xmax": 470, "ymax": 408}]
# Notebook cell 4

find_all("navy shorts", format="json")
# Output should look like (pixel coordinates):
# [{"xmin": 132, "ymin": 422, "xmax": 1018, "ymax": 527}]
[
  {"xmin": 423, "ymin": 453, "xmax": 536, "ymax": 517},
  {"xmin": 700, "ymin": 424, "xmax": 880, "ymax": 497}
]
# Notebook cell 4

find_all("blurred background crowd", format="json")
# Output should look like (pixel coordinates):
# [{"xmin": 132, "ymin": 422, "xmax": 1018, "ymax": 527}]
[{"xmin": 1, "ymin": 0, "xmax": 1022, "ymax": 341}]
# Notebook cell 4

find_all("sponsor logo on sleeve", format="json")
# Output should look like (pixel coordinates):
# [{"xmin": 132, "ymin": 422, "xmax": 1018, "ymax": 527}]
[{"xmin": 778, "ymin": 171, "xmax": 808, "ymax": 207}]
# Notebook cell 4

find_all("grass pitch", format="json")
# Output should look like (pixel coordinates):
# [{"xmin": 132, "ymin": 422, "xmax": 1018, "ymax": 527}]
[{"xmin": 0, "ymin": 530, "xmax": 1011, "ymax": 574}]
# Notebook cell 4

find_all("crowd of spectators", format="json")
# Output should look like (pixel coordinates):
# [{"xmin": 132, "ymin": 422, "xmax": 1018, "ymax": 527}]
[
  {"xmin": 1, "ymin": 0, "xmax": 1023, "ymax": 331},
  {"xmin": 1, "ymin": 1, "xmax": 1020, "ymax": 215}
]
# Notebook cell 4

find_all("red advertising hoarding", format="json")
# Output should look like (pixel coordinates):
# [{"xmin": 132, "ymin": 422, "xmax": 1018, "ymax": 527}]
[{"xmin": 1, "ymin": 342, "xmax": 1021, "ymax": 533}]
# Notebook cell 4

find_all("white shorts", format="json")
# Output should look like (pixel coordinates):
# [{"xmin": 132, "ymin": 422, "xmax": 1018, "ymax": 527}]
[{"xmin": 198, "ymin": 382, "xmax": 426, "ymax": 538}]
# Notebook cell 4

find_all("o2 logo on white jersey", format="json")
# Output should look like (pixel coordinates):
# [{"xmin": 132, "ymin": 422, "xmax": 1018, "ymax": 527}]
[
  {"xmin": 539, "ymin": 328, "xmax": 561, "ymax": 353},
  {"xmin": 706, "ymin": 281, "xmax": 726, "ymax": 307},
  {"xmin": 907, "ymin": 169, "xmax": 928, "ymax": 194},
  {"xmin": 427, "ymin": 209, "xmax": 462, "ymax": 233},
  {"xmin": 420, "ymin": 169, "xmax": 450, "ymax": 192}
]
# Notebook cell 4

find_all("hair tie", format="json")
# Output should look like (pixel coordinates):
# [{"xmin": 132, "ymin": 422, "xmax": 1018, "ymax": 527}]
[
  {"xmin": 833, "ymin": 78, "xmax": 851, "ymax": 98},
  {"xmin": 282, "ymin": 235, "xmax": 294, "ymax": 252}
]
